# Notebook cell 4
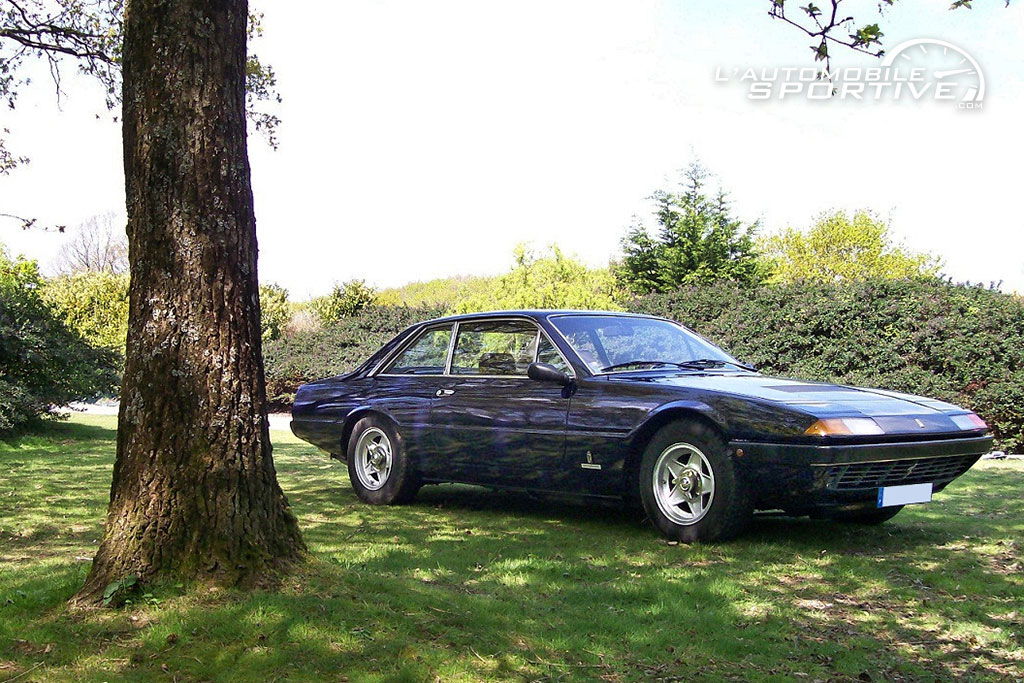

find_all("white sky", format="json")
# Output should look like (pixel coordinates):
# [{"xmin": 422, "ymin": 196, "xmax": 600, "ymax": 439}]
[{"xmin": 2, "ymin": 1, "xmax": 1022, "ymax": 298}]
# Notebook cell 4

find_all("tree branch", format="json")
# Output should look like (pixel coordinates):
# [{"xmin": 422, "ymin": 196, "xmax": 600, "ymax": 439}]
[
  {"xmin": 0, "ymin": 212, "xmax": 66, "ymax": 231},
  {"xmin": 0, "ymin": 27, "xmax": 113, "ymax": 61},
  {"xmin": 768, "ymin": 0, "xmax": 884, "ymax": 73},
  {"xmin": 768, "ymin": 0, "xmax": 1012, "ymax": 74},
  {"xmin": 2, "ymin": 0, "xmax": 117, "ymax": 61}
]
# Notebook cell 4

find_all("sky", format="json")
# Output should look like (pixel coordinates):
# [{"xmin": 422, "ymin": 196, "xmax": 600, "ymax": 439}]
[{"xmin": 2, "ymin": 1, "xmax": 1022, "ymax": 298}]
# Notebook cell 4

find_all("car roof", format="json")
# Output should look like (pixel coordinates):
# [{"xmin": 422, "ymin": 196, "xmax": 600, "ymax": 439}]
[{"xmin": 417, "ymin": 310, "xmax": 669, "ymax": 326}]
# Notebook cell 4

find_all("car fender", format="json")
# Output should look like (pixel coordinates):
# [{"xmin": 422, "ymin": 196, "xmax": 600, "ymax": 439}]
[
  {"xmin": 628, "ymin": 399, "xmax": 729, "ymax": 446},
  {"xmin": 339, "ymin": 406, "xmax": 398, "ymax": 454}
]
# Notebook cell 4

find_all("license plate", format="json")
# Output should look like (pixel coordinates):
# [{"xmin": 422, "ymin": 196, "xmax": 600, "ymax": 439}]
[{"xmin": 877, "ymin": 482, "xmax": 933, "ymax": 508}]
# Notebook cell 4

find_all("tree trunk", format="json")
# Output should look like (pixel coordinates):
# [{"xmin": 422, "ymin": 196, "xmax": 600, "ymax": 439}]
[{"xmin": 76, "ymin": 0, "xmax": 304, "ymax": 602}]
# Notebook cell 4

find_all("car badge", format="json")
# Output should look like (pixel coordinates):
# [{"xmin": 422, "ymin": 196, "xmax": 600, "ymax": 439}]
[
  {"xmin": 914, "ymin": 418, "xmax": 926, "ymax": 428},
  {"xmin": 581, "ymin": 451, "xmax": 601, "ymax": 470}
]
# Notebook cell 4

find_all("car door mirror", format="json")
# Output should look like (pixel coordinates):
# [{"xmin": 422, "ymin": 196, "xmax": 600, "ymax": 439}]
[{"xmin": 528, "ymin": 362, "xmax": 572, "ymax": 386}]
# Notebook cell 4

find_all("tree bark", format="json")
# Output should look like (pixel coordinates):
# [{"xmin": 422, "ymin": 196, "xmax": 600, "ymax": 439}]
[{"xmin": 76, "ymin": 0, "xmax": 304, "ymax": 602}]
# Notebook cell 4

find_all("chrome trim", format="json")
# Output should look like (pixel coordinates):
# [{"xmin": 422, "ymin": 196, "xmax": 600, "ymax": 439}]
[
  {"xmin": 537, "ymin": 328, "xmax": 576, "ymax": 379},
  {"xmin": 375, "ymin": 315, "xmax": 575, "ymax": 380},
  {"xmin": 447, "ymin": 316, "xmax": 576, "ymax": 379},
  {"xmin": 372, "ymin": 321, "xmax": 453, "ymax": 377},
  {"xmin": 533, "ymin": 326, "xmax": 575, "ymax": 377},
  {"xmin": 444, "ymin": 320, "xmax": 460, "ymax": 376},
  {"xmin": 367, "ymin": 333, "xmax": 414, "ymax": 376}
]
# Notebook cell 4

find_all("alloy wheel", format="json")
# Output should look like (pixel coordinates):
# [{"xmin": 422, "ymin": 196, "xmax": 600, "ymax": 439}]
[{"xmin": 652, "ymin": 442, "xmax": 716, "ymax": 525}]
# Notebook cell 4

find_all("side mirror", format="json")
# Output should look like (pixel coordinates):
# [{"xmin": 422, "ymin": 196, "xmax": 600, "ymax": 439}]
[{"xmin": 527, "ymin": 362, "xmax": 572, "ymax": 386}]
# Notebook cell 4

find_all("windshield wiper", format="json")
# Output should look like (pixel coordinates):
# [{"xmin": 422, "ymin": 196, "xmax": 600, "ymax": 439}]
[
  {"xmin": 600, "ymin": 358, "xmax": 756, "ymax": 373},
  {"xmin": 680, "ymin": 358, "xmax": 757, "ymax": 372},
  {"xmin": 600, "ymin": 360, "xmax": 691, "ymax": 372}
]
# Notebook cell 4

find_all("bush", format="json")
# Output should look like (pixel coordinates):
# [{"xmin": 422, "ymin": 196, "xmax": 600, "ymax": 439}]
[
  {"xmin": 628, "ymin": 278, "xmax": 1024, "ymax": 453},
  {"xmin": 264, "ymin": 305, "xmax": 445, "ymax": 407},
  {"xmin": 41, "ymin": 270, "xmax": 129, "ymax": 353},
  {"xmin": 309, "ymin": 280, "xmax": 377, "ymax": 325},
  {"xmin": 458, "ymin": 244, "xmax": 622, "ymax": 313},
  {"xmin": 377, "ymin": 274, "xmax": 495, "ymax": 309},
  {"xmin": 0, "ymin": 248, "xmax": 119, "ymax": 432},
  {"xmin": 759, "ymin": 210, "xmax": 942, "ymax": 284},
  {"xmin": 259, "ymin": 283, "xmax": 290, "ymax": 342}
]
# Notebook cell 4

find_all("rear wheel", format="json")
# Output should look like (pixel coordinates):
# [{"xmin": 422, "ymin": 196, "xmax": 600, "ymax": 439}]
[
  {"xmin": 639, "ymin": 419, "xmax": 752, "ymax": 542},
  {"xmin": 830, "ymin": 506, "xmax": 903, "ymax": 525},
  {"xmin": 347, "ymin": 416, "xmax": 420, "ymax": 505}
]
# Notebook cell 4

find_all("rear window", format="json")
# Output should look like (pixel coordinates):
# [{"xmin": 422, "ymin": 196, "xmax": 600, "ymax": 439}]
[{"xmin": 382, "ymin": 324, "xmax": 453, "ymax": 375}]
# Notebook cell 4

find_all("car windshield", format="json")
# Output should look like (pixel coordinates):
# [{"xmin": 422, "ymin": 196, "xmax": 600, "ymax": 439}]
[{"xmin": 550, "ymin": 315, "xmax": 740, "ymax": 374}]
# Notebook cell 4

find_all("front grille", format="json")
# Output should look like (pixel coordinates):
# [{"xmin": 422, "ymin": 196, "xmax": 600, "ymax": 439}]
[{"xmin": 824, "ymin": 454, "xmax": 977, "ymax": 491}]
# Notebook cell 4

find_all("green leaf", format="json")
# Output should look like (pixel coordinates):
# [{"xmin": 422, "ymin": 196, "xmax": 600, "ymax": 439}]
[
  {"xmin": 100, "ymin": 574, "xmax": 139, "ymax": 607},
  {"xmin": 801, "ymin": 3, "xmax": 822, "ymax": 18},
  {"xmin": 101, "ymin": 581, "xmax": 120, "ymax": 606},
  {"xmin": 851, "ymin": 23, "xmax": 884, "ymax": 48}
]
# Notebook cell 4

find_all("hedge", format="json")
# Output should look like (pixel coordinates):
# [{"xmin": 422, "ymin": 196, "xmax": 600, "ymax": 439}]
[
  {"xmin": 629, "ymin": 279, "xmax": 1024, "ymax": 453},
  {"xmin": 262, "ymin": 279, "xmax": 1023, "ymax": 453}
]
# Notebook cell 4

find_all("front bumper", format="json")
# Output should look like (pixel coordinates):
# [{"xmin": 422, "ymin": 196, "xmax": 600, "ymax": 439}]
[{"xmin": 730, "ymin": 434, "xmax": 993, "ymax": 514}]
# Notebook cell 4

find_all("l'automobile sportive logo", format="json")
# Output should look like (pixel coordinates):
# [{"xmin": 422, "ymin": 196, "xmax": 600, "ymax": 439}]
[{"xmin": 715, "ymin": 38, "xmax": 985, "ymax": 109}]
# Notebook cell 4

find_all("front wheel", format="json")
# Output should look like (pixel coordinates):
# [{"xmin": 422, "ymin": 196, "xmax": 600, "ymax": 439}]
[
  {"xmin": 346, "ymin": 416, "xmax": 420, "ymax": 505},
  {"xmin": 638, "ymin": 420, "xmax": 752, "ymax": 543}
]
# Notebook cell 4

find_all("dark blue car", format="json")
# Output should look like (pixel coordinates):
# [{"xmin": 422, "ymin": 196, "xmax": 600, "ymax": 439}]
[{"xmin": 290, "ymin": 310, "xmax": 992, "ymax": 542}]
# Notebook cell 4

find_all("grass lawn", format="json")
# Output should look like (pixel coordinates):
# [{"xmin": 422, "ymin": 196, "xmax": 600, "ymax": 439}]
[{"xmin": 1, "ymin": 415, "xmax": 1022, "ymax": 682}]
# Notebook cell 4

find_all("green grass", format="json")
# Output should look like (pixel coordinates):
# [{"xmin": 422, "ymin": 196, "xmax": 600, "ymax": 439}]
[{"xmin": 1, "ymin": 415, "xmax": 1022, "ymax": 682}]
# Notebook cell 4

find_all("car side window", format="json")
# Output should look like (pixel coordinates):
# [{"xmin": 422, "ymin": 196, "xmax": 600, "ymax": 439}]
[
  {"xmin": 537, "ymin": 335, "xmax": 571, "ymax": 374},
  {"xmin": 383, "ymin": 325, "xmax": 453, "ymax": 375},
  {"xmin": 451, "ymin": 320, "xmax": 538, "ymax": 376}
]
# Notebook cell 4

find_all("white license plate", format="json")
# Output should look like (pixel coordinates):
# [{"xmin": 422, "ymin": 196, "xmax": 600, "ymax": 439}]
[{"xmin": 877, "ymin": 482, "xmax": 933, "ymax": 508}]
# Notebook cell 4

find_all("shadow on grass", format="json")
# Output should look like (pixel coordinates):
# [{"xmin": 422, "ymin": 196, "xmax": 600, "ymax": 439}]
[
  {"xmin": 283, "ymin": 445, "xmax": 1024, "ymax": 680},
  {"xmin": 0, "ymin": 416, "xmax": 118, "ymax": 448},
  {"xmin": 0, "ymin": 422, "xmax": 1020, "ymax": 681}
]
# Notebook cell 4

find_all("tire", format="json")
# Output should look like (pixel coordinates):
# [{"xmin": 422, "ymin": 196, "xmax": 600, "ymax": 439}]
[
  {"xmin": 638, "ymin": 419, "xmax": 752, "ymax": 543},
  {"xmin": 346, "ymin": 415, "xmax": 420, "ymax": 505},
  {"xmin": 830, "ymin": 505, "xmax": 903, "ymax": 525}
]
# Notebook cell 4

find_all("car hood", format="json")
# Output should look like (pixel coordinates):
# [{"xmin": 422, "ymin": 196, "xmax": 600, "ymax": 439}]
[{"xmin": 625, "ymin": 373, "xmax": 972, "ymax": 434}]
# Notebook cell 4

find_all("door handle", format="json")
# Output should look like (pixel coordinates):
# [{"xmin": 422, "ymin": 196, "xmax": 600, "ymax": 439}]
[{"xmin": 435, "ymin": 388, "xmax": 455, "ymax": 397}]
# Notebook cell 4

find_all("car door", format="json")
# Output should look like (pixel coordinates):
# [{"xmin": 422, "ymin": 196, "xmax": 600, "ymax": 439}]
[
  {"xmin": 373, "ymin": 322, "xmax": 455, "ymax": 475},
  {"xmin": 547, "ymin": 314, "xmax": 683, "ymax": 496},
  {"xmin": 431, "ymin": 318, "xmax": 571, "ymax": 488},
  {"xmin": 559, "ymin": 377, "xmax": 662, "ymax": 495}
]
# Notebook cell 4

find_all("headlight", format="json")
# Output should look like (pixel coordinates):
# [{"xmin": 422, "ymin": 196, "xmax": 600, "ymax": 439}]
[
  {"xmin": 950, "ymin": 413, "xmax": 987, "ymax": 431},
  {"xmin": 804, "ymin": 418, "xmax": 884, "ymax": 436}
]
